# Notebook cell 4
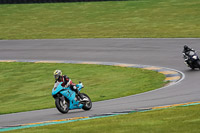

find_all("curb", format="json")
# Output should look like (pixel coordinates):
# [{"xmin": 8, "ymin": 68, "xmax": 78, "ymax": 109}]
[
  {"xmin": 0, "ymin": 59, "xmax": 183, "ymax": 83},
  {"xmin": 1, "ymin": 101, "xmax": 200, "ymax": 132}
]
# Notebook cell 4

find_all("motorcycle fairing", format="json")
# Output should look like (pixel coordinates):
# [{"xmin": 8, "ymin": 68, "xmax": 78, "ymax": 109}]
[{"xmin": 52, "ymin": 83, "xmax": 84, "ymax": 110}]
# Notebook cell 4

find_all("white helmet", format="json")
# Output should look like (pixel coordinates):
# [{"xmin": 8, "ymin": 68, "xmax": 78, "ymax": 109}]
[{"xmin": 54, "ymin": 70, "xmax": 62, "ymax": 80}]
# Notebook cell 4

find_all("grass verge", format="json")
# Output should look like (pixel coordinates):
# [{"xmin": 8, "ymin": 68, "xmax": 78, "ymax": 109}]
[
  {"xmin": 4, "ymin": 104, "xmax": 200, "ymax": 133},
  {"xmin": 0, "ymin": 62, "xmax": 165, "ymax": 114},
  {"xmin": 0, "ymin": 0, "xmax": 200, "ymax": 39}
]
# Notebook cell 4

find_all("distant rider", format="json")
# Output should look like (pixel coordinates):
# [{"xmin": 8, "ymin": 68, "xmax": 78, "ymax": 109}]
[
  {"xmin": 183, "ymin": 45, "xmax": 196, "ymax": 56},
  {"xmin": 53, "ymin": 70, "xmax": 87, "ymax": 102},
  {"xmin": 183, "ymin": 45, "xmax": 198, "ymax": 64}
]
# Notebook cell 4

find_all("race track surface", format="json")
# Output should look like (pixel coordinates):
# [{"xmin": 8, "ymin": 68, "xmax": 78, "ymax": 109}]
[{"xmin": 0, "ymin": 38, "xmax": 200, "ymax": 127}]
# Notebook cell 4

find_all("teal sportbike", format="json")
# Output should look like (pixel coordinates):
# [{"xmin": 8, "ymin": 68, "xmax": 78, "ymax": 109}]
[{"xmin": 52, "ymin": 82, "xmax": 92, "ymax": 114}]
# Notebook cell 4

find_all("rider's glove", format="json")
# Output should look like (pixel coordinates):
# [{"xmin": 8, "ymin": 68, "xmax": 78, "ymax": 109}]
[{"xmin": 73, "ymin": 86, "xmax": 77, "ymax": 90}]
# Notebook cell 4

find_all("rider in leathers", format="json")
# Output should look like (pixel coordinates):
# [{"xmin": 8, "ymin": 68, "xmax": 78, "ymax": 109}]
[
  {"xmin": 183, "ymin": 45, "xmax": 195, "ymax": 56},
  {"xmin": 183, "ymin": 45, "xmax": 196, "ymax": 63},
  {"xmin": 53, "ymin": 70, "xmax": 87, "ymax": 102}
]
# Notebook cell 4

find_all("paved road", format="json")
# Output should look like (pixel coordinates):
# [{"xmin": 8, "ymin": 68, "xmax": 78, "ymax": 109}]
[{"xmin": 0, "ymin": 38, "xmax": 200, "ymax": 127}]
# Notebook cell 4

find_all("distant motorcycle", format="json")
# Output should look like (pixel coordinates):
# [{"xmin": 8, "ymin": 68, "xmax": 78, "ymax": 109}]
[
  {"xmin": 52, "ymin": 82, "xmax": 92, "ymax": 114},
  {"xmin": 183, "ymin": 50, "xmax": 200, "ymax": 70}
]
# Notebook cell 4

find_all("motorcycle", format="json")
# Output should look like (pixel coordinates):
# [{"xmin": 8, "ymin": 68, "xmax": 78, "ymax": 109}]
[
  {"xmin": 52, "ymin": 82, "xmax": 92, "ymax": 114},
  {"xmin": 183, "ymin": 50, "xmax": 200, "ymax": 70}
]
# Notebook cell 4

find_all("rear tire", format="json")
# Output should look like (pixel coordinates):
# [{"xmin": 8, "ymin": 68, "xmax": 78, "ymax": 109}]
[
  {"xmin": 81, "ymin": 93, "xmax": 92, "ymax": 111},
  {"xmin": 55, "ymin": 97, "xmax": 69, "ymax": 114}
]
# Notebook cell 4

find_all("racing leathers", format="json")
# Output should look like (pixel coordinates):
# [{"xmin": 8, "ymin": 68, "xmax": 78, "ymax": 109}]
[
  {"xmin": 54, "ymin": 75, "xmax": 85, "ymax": 101},
  {"xmin": 183, "ymin": 47, "xmax": 196, "ymax": 64}
]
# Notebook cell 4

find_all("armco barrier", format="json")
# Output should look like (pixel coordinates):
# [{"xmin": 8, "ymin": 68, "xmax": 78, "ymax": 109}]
[{"xmin": 0, "ymin": 0, "xmax": 125, "ymax": 4}]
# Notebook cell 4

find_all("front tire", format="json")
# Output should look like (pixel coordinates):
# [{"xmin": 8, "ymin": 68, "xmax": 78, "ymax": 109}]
[
  {"xmin": 196, "ymin": 60, "xmax": 200, "ymax": 70},
  {"xmin": 188, "ymin": 63, "xmax": 195, "ymax": 70},
  {"xmin": 81, "ymin": 93, "xmax": 92, "ymax": 111},
  {"xmin": 55, "ymin": 97, "xmax": 69, "ymax": 114}
]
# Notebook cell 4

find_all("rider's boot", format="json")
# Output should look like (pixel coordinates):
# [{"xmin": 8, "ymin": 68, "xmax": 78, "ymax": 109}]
[{"xmin": 74, "ymin": 87, "xmax": 88, "ymax": 102}]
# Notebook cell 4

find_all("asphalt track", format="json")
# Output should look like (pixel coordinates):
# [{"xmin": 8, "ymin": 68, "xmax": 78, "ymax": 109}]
[{"xmin": 0, "ymin": 38, "xmax": 200, "ymax": 128}]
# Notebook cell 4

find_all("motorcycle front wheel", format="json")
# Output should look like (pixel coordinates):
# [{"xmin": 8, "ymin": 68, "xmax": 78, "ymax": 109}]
[
  {"xmin": 81, "ymin": 93, "xmax": 92, "ymax": 111},
  {"xmin": 196, "ymin": 60, "xmax": 200, "ymax": 70},
  {"xmin": 55, "ymin": 97, "xmax": 69, "ymax": 114}
]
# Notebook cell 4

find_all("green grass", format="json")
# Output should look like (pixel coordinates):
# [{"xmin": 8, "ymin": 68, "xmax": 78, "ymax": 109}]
[
  {"xmin": 0, "ymin": 62, "xmax": 165, "ymax": 114},
  {"xmin": 5, "ymin": 104, "xmax": 200, "ymax": 133},
  {"xmin": 0, "ymin": 0, "xmax": 200, "ymax": 39}
]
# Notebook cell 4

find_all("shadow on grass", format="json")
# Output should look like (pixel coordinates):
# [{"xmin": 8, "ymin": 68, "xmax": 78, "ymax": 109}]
[{"xmin": 0, "ymin": 0, "xmax": 129, "ymax": 4}]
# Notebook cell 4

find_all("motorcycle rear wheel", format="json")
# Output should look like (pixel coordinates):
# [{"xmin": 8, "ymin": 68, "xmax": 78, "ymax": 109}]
[{"xmin": 55, "ymin": 97, "xmax": 69, "ymax": 114}]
